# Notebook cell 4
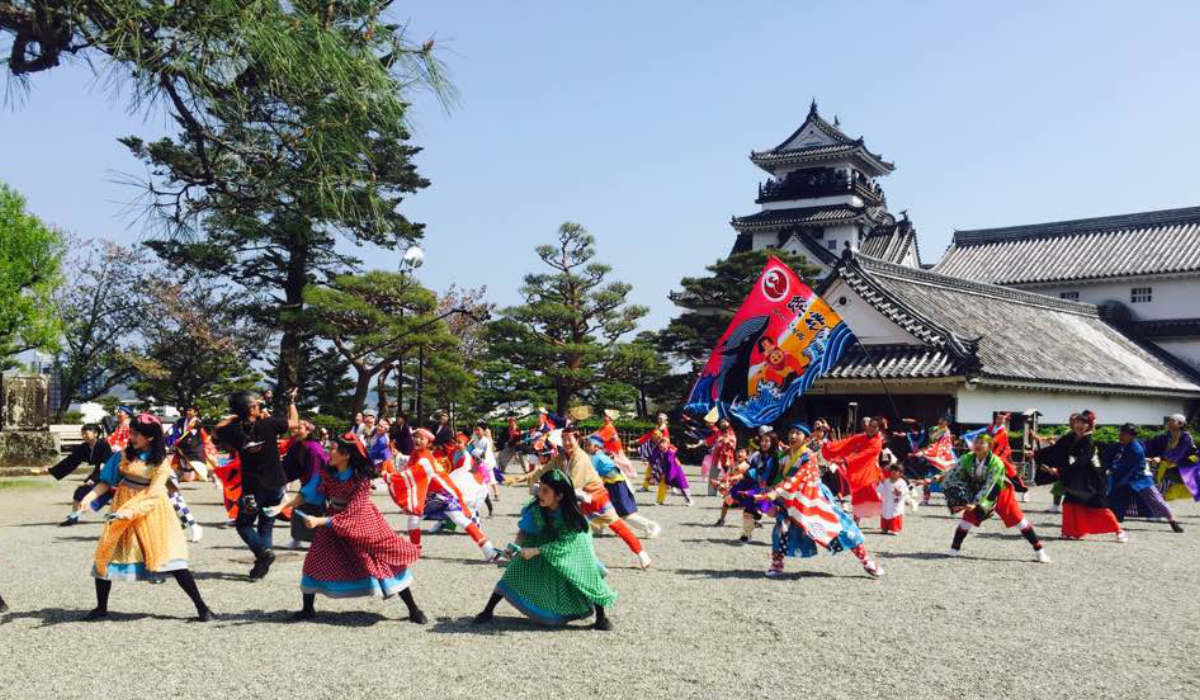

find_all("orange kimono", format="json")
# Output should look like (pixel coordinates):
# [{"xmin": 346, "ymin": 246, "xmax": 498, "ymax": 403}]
[{"xmin": 822, "ymin": 433, "xmax": 885, "ymax": 519}]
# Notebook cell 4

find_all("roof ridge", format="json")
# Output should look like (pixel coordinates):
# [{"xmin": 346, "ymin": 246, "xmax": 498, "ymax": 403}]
[
  {"xmin": 855, "ymin": 254, "xmax": 1100, "ymax": 317},
  {"xmin": 952, "ymin": 205, "xmax": 1200, "ymax": 245}
]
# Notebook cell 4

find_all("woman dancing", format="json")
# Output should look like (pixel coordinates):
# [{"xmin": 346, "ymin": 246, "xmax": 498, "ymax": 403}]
[
  {"xmin": 269, "ymin": 433, "xmax": 425, "ymax": 623},
  {"xmin": 1038, "ymin": 410, "xmax": 1125, "ymax": 542},
  {"xmin": 80, "ymin": 413, "xmax": 217, "ymax": 621},
  {"xmin": 474, "ymin": 469, "xmax": 617, "ymax": 630}
]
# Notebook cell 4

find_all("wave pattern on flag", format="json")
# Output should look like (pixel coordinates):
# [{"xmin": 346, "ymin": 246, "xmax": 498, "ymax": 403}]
[
  {"xmin": 921, "ymin": 431, "xmax": 957, "ymax": 472},
  {"xmin": 684, "ymin": 256, "xmax": 855, "ymax": 428}
]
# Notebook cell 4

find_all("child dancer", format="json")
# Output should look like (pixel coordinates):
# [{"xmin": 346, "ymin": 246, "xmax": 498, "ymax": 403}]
[
  {"xmin": 584, "ymin": 436, "xmax": 661, "ymax": 539},
  {"xmin": 878, "ymin": 461, "xmax": 910, "ymax": 534},
  {"xmin": 79, "ymin": 413, "xmax": 217, "ymax": 621},
  {"xmin": 946, "ymin": 434, "xmax": 1050, "ymax": 562},
  {"xmin": 649, "ymin": 437, "xmax": 693, "ymax": 506},
  {"xmin": 268, "ymin": 433, "xmax": 425, "ymax": 622},
  {"xmin": 386, "ymin": 428, "xmax": 500, "ymax": 561},
  {"xmin": 713, "ymin": 448, "xmax": 750, "ymax": 527},
  {"xmin": 474, "ymin": 469, "xmax": 617, "ymax": 630}
]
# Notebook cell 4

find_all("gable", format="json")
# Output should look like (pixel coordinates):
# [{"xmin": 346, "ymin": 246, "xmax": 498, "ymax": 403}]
[
  {"xmin": 778, "ymin": 121, "xmax": 839, "ymax": 152},
  {"xmin": 820, "ymin": 277, "xmax": 922, "ymax": 345}
]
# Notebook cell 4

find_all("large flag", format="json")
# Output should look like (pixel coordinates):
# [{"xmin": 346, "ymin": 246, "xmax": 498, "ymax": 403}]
[
  {"xmin": 684, "ymin": 257, "xmax": 854, "ymax": 427},
  {"xmin": 921, "ymin": 431, "xmax": 957, "ymax": 472}
]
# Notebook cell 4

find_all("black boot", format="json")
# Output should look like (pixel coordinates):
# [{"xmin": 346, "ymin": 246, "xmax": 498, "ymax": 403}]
[
  {"xmin": 85, "ymin": 578, "xmax": 111, "ymax": 620},
  {"xmin": 592, "ymin": 604, "xmax": 613, "ymax": 631},
  {"xmin": 400, "ymin": 589, "xmax": 426, "ymax": 624},
  {"xmin": 249, "ymin": 549, "xmax": 276, "ymax": 580},
  {"xmin": 473, "ymin": 592, "xmax": 502, "ymax": 624},
  {"xmin": 1171, "ymin": 520, "xmax": 1184, "ymax": 533},
  {"xmin": 291, "ymin": 593, "xmax": 317, "ymax": 621}
]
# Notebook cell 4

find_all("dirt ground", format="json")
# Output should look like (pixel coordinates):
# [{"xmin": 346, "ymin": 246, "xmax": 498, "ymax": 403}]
[{"xmin": 1, "ymin": 464, "xmax": 1198, "ymax": 699}]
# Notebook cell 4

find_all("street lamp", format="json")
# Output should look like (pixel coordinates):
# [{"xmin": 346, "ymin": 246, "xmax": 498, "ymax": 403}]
[{"xmin": 397, "ymin": 244, "xmax": 425, "ymax": 417}]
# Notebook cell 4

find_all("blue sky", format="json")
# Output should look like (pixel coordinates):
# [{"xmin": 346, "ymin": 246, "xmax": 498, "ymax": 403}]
[{"xmin": 3, "ymin": 1, "xmax": 1199, "ymax": 331}]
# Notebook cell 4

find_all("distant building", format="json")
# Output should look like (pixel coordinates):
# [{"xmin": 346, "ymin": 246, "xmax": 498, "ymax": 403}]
[
  {"xmin": 934, "ymin": 206, "xmax": 1200, "ymax": 375},
  {"xmin": 730, "ymin": 101, "xmax": 920, "ymax": 275},
  {"xmin": 806, "ymin": 252, "xmax": 1200, "ymax": 425}
]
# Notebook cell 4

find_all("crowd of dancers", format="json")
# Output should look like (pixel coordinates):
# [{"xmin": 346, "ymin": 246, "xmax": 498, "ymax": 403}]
[{"xmin": 2, "ymin": 394, "xmax": 1195, "ymax": 627}]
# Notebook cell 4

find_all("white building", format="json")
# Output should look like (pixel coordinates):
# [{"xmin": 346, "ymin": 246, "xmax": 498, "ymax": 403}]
[
  {"xmin": 806, "ymin": 252, "xmax": 1200, "ymax": 426},
  {"xmin": 934, "ymin": 206, "xmax": 1200, "ymax": 374},
  {"xmin": 730, "ymin": 102, "xmax": 921, "ymax": 275}
]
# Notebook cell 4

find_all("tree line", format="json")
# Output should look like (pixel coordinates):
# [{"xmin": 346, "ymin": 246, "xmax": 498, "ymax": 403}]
[{"xmin": 1, "ymin": 3, "xmax": 820, "ymax": 426}]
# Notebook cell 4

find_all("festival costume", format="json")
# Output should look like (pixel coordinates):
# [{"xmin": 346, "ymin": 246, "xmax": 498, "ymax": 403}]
[
  {"xmin": 944, "ymin": 451, "xmax": 1045, "ymax": 557},
  {"xmin": 877, "ymin": 476, "xmax": 910, "ymax": 533},
  {"xmin": 283, "ymin": 439, "xmax": 329, "ymax": 544},
  {"xmin": 963, "ymin": 422, "xmax": 1026, "ymax": 491},
  {"xmin": 729, "ymin": 449, "xmax": 779, "ymax": 541},
  {"xmin": 592, "ymin": 451, "xmax": 659, "ymax": 539},
  {"xmin": 299, "ymin": 468, "xmax": 420, "ymax": 599},
  {"xmin": 648, "ymin": 445, "xmax": 692, "ymax": 505},
  {"xmin": 1104, "ymin": 440, "xmax": 1176, "ymax": 524},
  {"xmin": 386, "ymin": 447, "xmax": 497, "ymax": 559},
  {"xmin": 512, "ymin": 449, "xmax": 647, "ymax": 561},
  {"xmin": 49, "ymin": 439, "xmax": 113, "ymax": 509},
  {"xmin": 1039, "ymin": 432, "xmax": 1123, "ymax": 539},
  {"xmin": 592, "ymin": 422, "xmax": 636, "ymax": 479},
  {"xmin": 821, "ymin": 432, "xmax": 884, "ymax": 519},
  {"xmin": 1144, "ymin": 430, "xmax": 1200, "ymax": 501},
  {"xmin": 92, "ymin": 452, "xmax": 189, "ymax": 581},
  {"xmin": 493, "ymin": 500, "xmax": 617, "ymax": 626},
  {"xmin": 638, "ymin": 424, "xmax": 670, "ymax": 488},
  {"xmin": 765, "ymin": 446, "xmax": 881, "ymax": 576},
  {"xmin": 106, "ymin": 424, "xmax": 131, "ymax": 452}
]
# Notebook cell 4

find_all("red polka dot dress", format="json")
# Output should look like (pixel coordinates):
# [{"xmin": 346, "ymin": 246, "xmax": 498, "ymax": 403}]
[{"xmin": 301, "ymin": 470, "xmax": 421, "ymax": 598}]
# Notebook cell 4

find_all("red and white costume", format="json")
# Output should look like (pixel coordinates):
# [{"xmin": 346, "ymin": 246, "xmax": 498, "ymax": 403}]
[{"xmin": 386, "ymin": 447, "xmax": 497, "ymax": 560}]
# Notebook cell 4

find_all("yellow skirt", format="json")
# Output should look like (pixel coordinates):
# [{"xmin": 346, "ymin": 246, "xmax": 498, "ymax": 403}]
[
  {"xmin": 92, "ymin": 484, "xmax": 189, "ymax": 581},
  {"xmin": 1156, "ymin": 460, "xmax": 1194, "ymax": 501}
]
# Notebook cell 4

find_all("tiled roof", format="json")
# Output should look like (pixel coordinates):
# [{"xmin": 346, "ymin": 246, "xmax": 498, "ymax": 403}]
[
  {"xmin": 860, "ymin": 219, "xmax": 920, "ymax": 265},
  {"xmin": 934, "ymin": 205, "xmax": 1200, "ymax": 285},
  {"xmin": 731, "ymin": 204, "xmax": 869, "ymax": 231},
  {"xmin": 749, "ymin": 104, "xmax": 894, "ymax": 174},
  {"xmin": 824, "ymin": 345, "xmax": 960, "ymax": 379},
  {"xmin": 822, "ymin": 253, "xmax": 1200, "ymax": 394}
]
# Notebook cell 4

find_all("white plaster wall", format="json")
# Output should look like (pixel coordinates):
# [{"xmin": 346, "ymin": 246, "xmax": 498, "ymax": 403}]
[
  {"xmin": 1024, "ymin": 278, "xmax": 1196, "ymax": 321},
  {"xmin": 1155, "ymin": 339, "xmax": 1200, "ymax": 372},
  {"xmin": 761, "ymin": 194, "xmax": 859, "ymax": 210},
  {"xmin": 954, "ymin": 385, "xmax": 1188, "ymax": 425},
  {"xmin": 822, "ymin": 278, "xmax": 919, "ymax": 344}
]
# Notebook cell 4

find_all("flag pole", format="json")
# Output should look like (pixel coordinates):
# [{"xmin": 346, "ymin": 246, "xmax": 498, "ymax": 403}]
[{"xmin": 854, "ymin": 338, "xmax": 902, "ymax": 424}]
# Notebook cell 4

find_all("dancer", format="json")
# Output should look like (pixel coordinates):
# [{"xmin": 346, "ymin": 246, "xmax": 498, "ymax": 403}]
[
  {"xmin": 964, "ymin": 412, "xmax": 1028, "ymax": 500},
  {"xmin": 470, "ymin": 421, "xmax": 501, "ymax": 501},
  {"xmin": 386, "ymin": 428, "xmax": 500, "ymax": 561},
  {"xmin": 637, "ymin": 412, "xmax": 671, "ymax": 491},
  {"xmin": 756, "ymin": 423, "xmax": 884, "ymax": 577},
  {"xmin": 214, "ymin": 388, "xmax": 300, "ymax": 580},
  {"xmin": 1145, "ymin": 413, "xmax": 1200, "ymax": 502},
  {"xmin": 727, "ymin": 431, "xmax": 781, "ymax": 543},
  {"xmin": 877, "ymin": 460, "xmax": 910, "ymax": 534},
  {"xmin": 906, "ymin": 415, "xmax": 956, "ymax": 505},
  {"xmin": 713, "ymin": 448, "xmax": 750, "ymax": 527},
  {"xmin": 105, "ymin": 406, "xmax": 133, "ymax": 451},
  {"xmin": 80, "ymin": 413, "xmax": 217, "ymax": 621},
  {"xmin": 945, "ymin": 434, "xmax": 1050, "ymax": 562},
  {"xmin": 168, "ymin": 407, "xmax": 213, "ymax": 483},
  {"xmin": 591, "ymin": 410, "xmax": 636, "ymax": 479},
  {"xmin": 583, "ymin": 435, "xmax": 661, "ymax": 539},
  {"xmin": 506, "ymin": 426, "xmax": 652, "ymax": 569},
  {"xmin": 268, "ymin": 433, "xmax": 425, "ymax": 623},
  {"xmin": 473, "ymin": 469, "xmax": 617, "ymax": 630},
  {"xmin": 1104, "ymin": 423, "xmax": 1183, "ymax": 533},
  {"xmin": 43, "ymin": 423, "xmax": 113, "ymax": 526},
  {"xmin": 1038, "ymin": 410, "xmax": 1125, "ymax": 542},
  {"xmin": 281, "ymin": 420, "xmax": 329, "ymax": 549},
  {"xmin": 495, "ymin": 415, "xmax": 525, "ymax": 475},
  {"xmin": 648, "ymin": 436, "xmax": 693, "ymax": 506},
  {"xmin": 821, "ymin": 417, "xmax": 886, "ymax": 524}
]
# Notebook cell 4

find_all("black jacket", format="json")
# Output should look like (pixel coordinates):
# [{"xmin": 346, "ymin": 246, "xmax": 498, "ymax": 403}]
[{"xmin": 49, "ymin": 440, "xmax": 114, "ymax": 483}]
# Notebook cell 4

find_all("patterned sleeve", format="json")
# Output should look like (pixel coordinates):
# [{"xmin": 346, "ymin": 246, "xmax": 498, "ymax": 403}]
[{"xmin": 974, "ymin": 454, "xmax": 1007, "ymax": 512}]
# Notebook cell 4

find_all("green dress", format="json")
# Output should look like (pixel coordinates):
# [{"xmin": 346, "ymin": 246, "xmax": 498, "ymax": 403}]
[{"xmin": 495, "ymin": 501, "xmax": 617, "ymax": 625}]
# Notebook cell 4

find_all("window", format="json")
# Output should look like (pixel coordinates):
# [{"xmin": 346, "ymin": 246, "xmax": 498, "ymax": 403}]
[
  {"xmin": 826, "ymin": 239, "xmax": 837, "ymax": 250},
  {"xmin": 1131, "ymin": 287, "xmax": 1152, "ymax": 303},
  {"xmin": 1059, "ymin": 291, "xmax": 1079, "ymax": 301}
]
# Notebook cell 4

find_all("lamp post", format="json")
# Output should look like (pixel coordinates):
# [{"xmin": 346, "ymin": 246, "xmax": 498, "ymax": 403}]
[{"xmin": 397, "ymin": 244, "xmax": 424, "ymax": 416}]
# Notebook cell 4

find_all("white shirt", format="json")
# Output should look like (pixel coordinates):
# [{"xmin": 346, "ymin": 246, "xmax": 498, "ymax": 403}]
[{"xmin": 877, "ymin": 477, "xmax": 911, "ymax": 519}]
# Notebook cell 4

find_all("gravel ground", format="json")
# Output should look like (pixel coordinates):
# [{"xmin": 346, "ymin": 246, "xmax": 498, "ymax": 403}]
[{"xmin": 2, "ymin": 463, "xmax": 1199, "ymax": 699}]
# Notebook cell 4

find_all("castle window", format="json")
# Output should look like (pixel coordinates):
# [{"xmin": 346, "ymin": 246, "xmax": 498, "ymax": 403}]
[
  {"xmin": 826, "ymin": 239, "xmax": 837, "ymax": 250},
  {"xmin": 1131, "ymin": 287, "xmax": 1152, "ymax": 303},
  {"xmin": 1059, "ymin": 291, "xmax": 1079, "ymax": 301}
]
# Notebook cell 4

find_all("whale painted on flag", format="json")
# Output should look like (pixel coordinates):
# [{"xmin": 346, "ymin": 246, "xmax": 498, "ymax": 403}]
[{"xmin": 684, "ymin": 256, "xmax": 854, "ymax": 427}]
